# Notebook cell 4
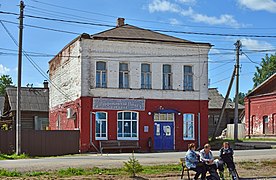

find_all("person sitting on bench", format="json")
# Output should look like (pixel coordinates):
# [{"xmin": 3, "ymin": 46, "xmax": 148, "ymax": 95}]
[
  {"xmin": 200, "ymin": 144, "xmax": 220, "ymax": 180},
  {"xmin": 185, "ymin": 143, "xmax": 207, "ymax": 180},
  {"xmin": 218, "ymin": 142, "xmax": 238, "ymax": 180}
]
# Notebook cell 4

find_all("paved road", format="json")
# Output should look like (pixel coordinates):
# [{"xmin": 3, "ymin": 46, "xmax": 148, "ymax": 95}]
[{"xmin": 0, "ymin": 149, "xmax": 275, "ymax": 172}]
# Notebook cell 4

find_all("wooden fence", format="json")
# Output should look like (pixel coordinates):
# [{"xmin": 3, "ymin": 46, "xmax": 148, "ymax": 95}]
[{"xmin": 0, "ymin": 130, "xmax": 79, "ymax": 156}]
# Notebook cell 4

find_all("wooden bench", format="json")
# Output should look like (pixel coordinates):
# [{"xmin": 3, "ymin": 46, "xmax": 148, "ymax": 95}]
[
  {"xmin": 99, "ymin": 140, "xmax": 140, "ymax": 154},
  {"xmin": 180, "ymin": 158, "xmax": 191, "ymax": 180}
]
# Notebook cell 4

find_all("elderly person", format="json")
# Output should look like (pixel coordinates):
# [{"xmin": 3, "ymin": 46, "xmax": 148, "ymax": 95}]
[
  {"xmin": 200, "ymin": 144, "xmax": 220, "ymax": 180},
  {"xmin": 218, "ymin": 142, "xmax": 238, "ymax": 180},
  {"xmin": 185, "ymin": 143, "xmax": 206, "ymax": 180}
]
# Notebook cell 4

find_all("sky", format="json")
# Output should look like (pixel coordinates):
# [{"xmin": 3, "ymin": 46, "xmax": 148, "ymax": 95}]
[{"xmin": 0, "ymin": 0, "xmax": 276, "ymax": 99}]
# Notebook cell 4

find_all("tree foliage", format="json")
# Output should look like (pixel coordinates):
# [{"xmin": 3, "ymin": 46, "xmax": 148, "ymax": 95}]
[
  {"xmin": 0, "ymin": 75, "xmax": 13, "ymax": 96},
  {"xmin": 253, "ymin": 53, "xmax": 276, "ymax": 88},
  {"xmin": 123, "ymin": 152, "xmax": 143, "ymax": 177},
  {"xmin": 233, "ymin": 92, "xmax": 246, "ymax": 105}
]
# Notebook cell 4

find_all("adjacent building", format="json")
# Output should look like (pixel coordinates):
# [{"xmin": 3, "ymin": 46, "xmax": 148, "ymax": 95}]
[
  {"xmin": 208, "ymin": 88, "xmax": 244, "ymax": 137},
  {"xmin": 1, "ymin": 82, "xmax": 49, "ymax": 130},
  {"xmin": 49, "ymin": 18, "xmax": 211, "ymax": 152},
  {"xmin": 244, "ymin": 73, "xmax": 276, "ymax": 136}
]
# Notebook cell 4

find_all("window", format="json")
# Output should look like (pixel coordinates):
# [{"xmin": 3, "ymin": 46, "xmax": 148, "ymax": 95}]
[
  {"xmin": 96, "ymin": 62, "xmax": 107, "ymax": 88},
  {"xmin": 163, "ymin": 64, "xmax": 172, "ymax": 90},
  {"xmin": 183, "ymin": 114, "xmax": 194, "ymax": 140},
  {"xmin": 117, "ymin": 112, "xmax": 138, "ymax": 139},
  {"xmin": 154, "ymin": 113, "xmax": 174, "ymax": 121},
  {"xmin": 141, "ymin": 63, "xmax": 152, "ymax": 89},
  {"xmin": 119, "ymin": 63, "xmax": 129, "ymax": 88},
  {"xmin": 95, "ymin": 112, "xmax": 107, "ymax": 140},
  {"xmin": 183, "ymin": 66, "xmax": 193, "ymax": 91}
]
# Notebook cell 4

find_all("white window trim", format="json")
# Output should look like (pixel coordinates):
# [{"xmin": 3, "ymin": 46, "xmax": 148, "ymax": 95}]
[
  {"xmin": 117, "ymin": 111, "xmax": 139, "ymax": 140},
  {"xmin": 154, "ymin": 113, "xmax": 175, "ymax": 122},
  {"xmin": 183, "ymin": 113, "xmax": 195, "ymax": 140},
  {"xmin": 95, "ymin": 61, "xmax": 107, "ymax": 88},
  {"xmin": 95, "ymin": 112, "xmax": 108, "ymax": 140},
  {"xmin": 183, "ymin": 65, "xmax": 194, "ymax": 91}
]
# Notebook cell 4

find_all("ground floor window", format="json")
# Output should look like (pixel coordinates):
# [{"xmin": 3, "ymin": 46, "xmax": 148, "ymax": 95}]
[
  {"xmin": 95, "ymin": 112, "xmax": 107, "ymax": 140},
  {"xmin": 117, "ymin": 111, "xmax": 138, "ymax": 140},
  {"xmin": 183, "ymin": 113, "xmax": 194, "ymax": 140}
]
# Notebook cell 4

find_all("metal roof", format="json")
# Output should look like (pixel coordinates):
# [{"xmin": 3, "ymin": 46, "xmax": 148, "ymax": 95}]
[
  {"xmin": 208, "ymin": 88, "xmax": 244, "ymax": 109},
  {"xmin": 5, "ymin": 87, "xmax": 49, "ymax": 112},
  {"xmin": 92, "ymin": 24, "xmax": 211, "ymax": 45}
]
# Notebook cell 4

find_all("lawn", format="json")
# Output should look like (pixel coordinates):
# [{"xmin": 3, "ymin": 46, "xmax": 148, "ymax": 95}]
[{"xmin": 0, "ymin": 160, "xmax": 275, "ymax": 179}]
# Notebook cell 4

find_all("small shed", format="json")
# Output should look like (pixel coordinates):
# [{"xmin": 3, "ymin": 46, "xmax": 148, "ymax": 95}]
[
  {"xmin": 208, "ymin": 88, "xmax": 244, "ymax": 137},
  {"xmin": 2, "ymin": 85, "xmax": 49, "ymax": 130}
]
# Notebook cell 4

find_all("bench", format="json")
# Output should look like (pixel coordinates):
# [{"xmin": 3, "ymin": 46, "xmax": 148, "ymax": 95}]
[
  {"xmin": 99, "ymin": 140, "xmax": 140, "ymax": 154},
  {"xmin": 180, "ymin": 158, "xmax": 191, "ymax": 180}
]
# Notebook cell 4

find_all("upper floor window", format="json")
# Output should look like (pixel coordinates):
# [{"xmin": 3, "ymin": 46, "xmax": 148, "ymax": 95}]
[
  {"xmin": 183, "ymin": 66, "xmax": 193, "ymax": 91},
  {"xmin": 95, "ymin": 112, "xmax": 107, "ymax": 140},
  {"xmin": 117, "ymin": 112, "xmax": 138, "ymax": 140},
  {"xmin": 96, "ymin": 62, "xmax": 107, "ymax": 88},
  {"xmin": 141, "ymin": 63, "xmax": 152, "ymax": 89},
  {"xmin": 163, "ymin": 64, "xmax": 172, "ymax": 90},
  {"xmin": 119, "ymin": 63, "xmax": 129, "ymax": 88},
  {"xmin": 183, "ymin": 113, "xmax": 194, "ymax": 140}
]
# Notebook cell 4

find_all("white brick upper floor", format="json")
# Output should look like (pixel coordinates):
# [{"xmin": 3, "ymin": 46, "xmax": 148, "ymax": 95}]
[{"xmin": 49, "ymin": 37, "xmax": 211, "ymax": 108}]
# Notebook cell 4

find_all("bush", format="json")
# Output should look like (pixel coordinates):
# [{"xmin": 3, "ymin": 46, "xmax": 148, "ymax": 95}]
[{"xmin": 123, "ymin": 152, "xmax": 143, "ymax": 177}]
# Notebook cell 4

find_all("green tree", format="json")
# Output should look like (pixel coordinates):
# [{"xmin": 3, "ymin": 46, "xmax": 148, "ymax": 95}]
[
  {"xmin": 123, "ymin": 152, "xmax": 143, "ymax": 177},
  {"xmin": 0, "ymin": 75, "xmax": 13, "ymax": 96},
  {"xmin": 253, "ymin": 53, "xmax": 276, "ymax": 88},
  {"xmin": 233, "ymin": 92, "xmax": 246, "ymax": 105}
]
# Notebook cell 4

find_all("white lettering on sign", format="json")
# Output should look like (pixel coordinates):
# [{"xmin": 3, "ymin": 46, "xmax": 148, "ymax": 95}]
[{"xmin": 93, "ymin": 98, "xmax": 145, "ymax": 111}]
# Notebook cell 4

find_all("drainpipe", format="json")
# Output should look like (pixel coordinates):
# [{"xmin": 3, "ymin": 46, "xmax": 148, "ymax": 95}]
[
  {"xmin": 198, "ymin": 112, "xmax": 201, "ymax": 148},
  {"xmin": 248, "ymin": 98, "xmax": 251, "ymax": 138}
]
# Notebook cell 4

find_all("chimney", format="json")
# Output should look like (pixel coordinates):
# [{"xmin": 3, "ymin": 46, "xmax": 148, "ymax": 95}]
[
  {"xmin": 117, "ymin": 18, "xmax": 125, "ymax": 27},
  {"xmin": 43, "ymin": 80, "xmax": 49, "ymax": 89}
]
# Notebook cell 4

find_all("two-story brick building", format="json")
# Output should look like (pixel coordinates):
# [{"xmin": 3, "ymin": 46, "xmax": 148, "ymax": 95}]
[{"xmin": 49, "ymin": 18, "xmax": 211, "ymax": 152}]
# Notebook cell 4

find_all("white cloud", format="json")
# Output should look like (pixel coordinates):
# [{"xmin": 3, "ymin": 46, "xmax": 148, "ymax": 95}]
[
  {"xmin": 148, "ymin": 0, "xmax": 180, "ymax": 13},
  {"xmin": 169, "ymin": 18, "xmax": 181, "ymax": 25},
  {"xmin": 0, "ymin": 64, "xmax": 10, "ymax": 75},
  {"xmin": 240, "ymin": 38, "xmax": 274, "ymax": 50},
  {"xmin": 191, "ymin": 14, "xmax": 242, "ymax": 28},
  {"xmin": 176, "ymin": 0, "xmax": 196, "ymax": 5},
  {"xmin": 148, "ymin": 0, "xmax": 243, "ymax": 27},
  {"xmin": 238, "ymin": 0, "xmax": 276, "ymax": 13}
]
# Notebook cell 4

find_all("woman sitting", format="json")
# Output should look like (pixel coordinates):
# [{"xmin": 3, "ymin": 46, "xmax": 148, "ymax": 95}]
[
  {"xmin": 185, "ymin": 143, "xmax": 207, "ymax": 180},
  {"xmin": 199, "ymin": 144, "xmax": 220, "ymax": 180}
]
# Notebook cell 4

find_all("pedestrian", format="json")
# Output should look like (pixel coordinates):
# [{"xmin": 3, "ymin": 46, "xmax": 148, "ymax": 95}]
[
  {"xmin": 185, "ymin": 143, "xmax": 207, "ymax": 180},
  {"xmin": 199, "ymin": 144, "xmax": 220, "ymax": 180},
  {"xmin": 218, "ymin": 142, "xmax": 238, "ymax": 180}
]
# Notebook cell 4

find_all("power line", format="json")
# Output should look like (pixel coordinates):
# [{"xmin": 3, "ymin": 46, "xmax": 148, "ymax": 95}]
[
  {"xmin": 0, "ymin": 20, "xmax": 75, "ymax": 102},
  {"xmin": 1, "ymin": 10, "xmax": 276, "ymax": 38},
  {"xmin": 242, "ymin": 52, "xmax": 260, "ymax": 65},
  {"xmin": 29, "ymin": 0, "xmax": 276, "ymax": 31}
]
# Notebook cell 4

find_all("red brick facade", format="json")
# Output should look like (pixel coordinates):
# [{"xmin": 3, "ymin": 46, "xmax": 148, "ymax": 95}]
[
  {"xmin": 49, "ymin": 97, "xmax": 209, "ymax": 152},
  {"xmin": 244, "ymin": 74, "xmax": 276, "ymax": 137}
]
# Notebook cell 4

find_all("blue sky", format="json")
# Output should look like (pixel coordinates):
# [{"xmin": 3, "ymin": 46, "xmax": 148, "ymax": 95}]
[{"xmin": 0, "ymin": 0, "xmax": 276, "ymax": 99}]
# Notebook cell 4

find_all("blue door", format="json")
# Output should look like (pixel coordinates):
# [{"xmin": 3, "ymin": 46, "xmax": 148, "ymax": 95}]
[{"xmin": 154, "ymin": 122, "xmax": 174, "ymax": 150}]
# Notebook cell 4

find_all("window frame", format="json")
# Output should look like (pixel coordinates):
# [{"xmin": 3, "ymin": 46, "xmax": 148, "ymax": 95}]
[
  {"xmin": 95, "ymin": 112, "xmax": 108, "ymax": 140},
  {"xmin": 96, "ymin": 61, "xmax": 107, "ymax": 88},
  {"xmin": 183, "ymin": 113, "xmax": 195, "ymax": 140},
  {"xmin": 117, "ymin": 111, "xmax": 139, "ymax": 140},
  {"xmin": 119, "ymin": 62, "xmax": 129, "ymax": 89},
  {"xmin": 141, "ymin": 63, "xmax": 152, "ymax": 89},
  {"xmin": 183, "ymin": 65, "xmax": 194, "ymax": 91},
  {"xmin": 163, "ymin": 64, "xmax": 173, "ymax": 90}
]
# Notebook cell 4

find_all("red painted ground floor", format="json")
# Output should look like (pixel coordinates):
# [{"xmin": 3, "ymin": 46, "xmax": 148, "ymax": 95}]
[
  {"xmin": 49, "ymin": 97, "xmax": 208, "ymax": 152},
  {"xmin": 245, "ymin": 94, "xmax": 276, "ymax": 136}
]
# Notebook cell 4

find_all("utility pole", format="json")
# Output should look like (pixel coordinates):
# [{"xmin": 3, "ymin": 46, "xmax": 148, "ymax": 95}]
[
  {"xmin": 234, "ymin": 40, "xmax": 241, "ymax": 142},
  {"xmin": 16, "ymin": 0, "xmax": 24, "ymax": 155}
]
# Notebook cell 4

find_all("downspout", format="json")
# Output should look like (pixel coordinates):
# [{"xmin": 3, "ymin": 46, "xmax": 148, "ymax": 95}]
[
  {"xmin": 90, "ymin": 112, "xmax": 100, "ymax": 153},
  {"xmin": 248, "ymin": 98, "xmax": 251, "ymax": 138}
]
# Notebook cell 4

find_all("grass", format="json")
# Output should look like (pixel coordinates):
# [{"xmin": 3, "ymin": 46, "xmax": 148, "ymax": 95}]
[
  {"xmin": 0, "ymin": 153, "xmax": 29, "ymax": 160},
  {"xmin": 0, "ymin": 160, "xmax": 275, "ymax": 178}
]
